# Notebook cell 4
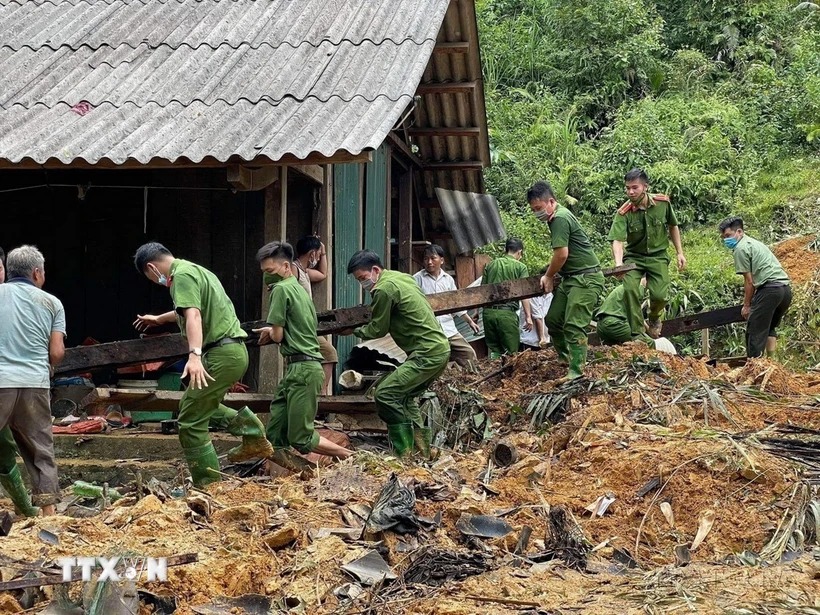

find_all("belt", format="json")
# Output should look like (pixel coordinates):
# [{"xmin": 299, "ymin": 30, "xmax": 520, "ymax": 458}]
[
  {"xmin": 485, "ymin": 305, "xmax": 518, "ymax": 311},
  {"xmin": 285, "ymin": 354, "xmax": 321, "ymax": 365},
  {"xmin": 203, "ymin": 337, "xmax": 244, "ymax": 352},
  {"xmin": 562, "ymin": 266, "xmax": 601, "ymax": 277},
  {"xmin": 759, "ymin": 281, "xmax": 789, "ymax": 289}
]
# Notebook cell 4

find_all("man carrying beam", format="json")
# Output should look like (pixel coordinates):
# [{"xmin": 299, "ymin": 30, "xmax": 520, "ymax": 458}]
[
  {"xmin": 608, "ymin": 168, "xmax": 686, "ymax": 339},
  {"xmin": 344, "ymin": 250, "xmax": 449, "ymax": 459},
  {"xmin": 133, "ymin": 242, "xmax": 272, "ymax": 487},
  {"xmin": 253, "ymin": 241, "xmax": 352, "ymax": 461},
  {"xmin": 718, "ymin": 217, "xmax": 792, "ymax": 358},
  {"xmin": 481, "ymin": 238, "xmax": 532, "ymax": 358},
  {"xmin": 528, "ymin": 181, "xmax": 605, "ymax": 381}
]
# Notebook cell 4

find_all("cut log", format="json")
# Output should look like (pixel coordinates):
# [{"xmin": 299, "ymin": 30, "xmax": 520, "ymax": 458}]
[{"xmin": 57, "ymin": 265, "xmax": 634, "ymax": 375}]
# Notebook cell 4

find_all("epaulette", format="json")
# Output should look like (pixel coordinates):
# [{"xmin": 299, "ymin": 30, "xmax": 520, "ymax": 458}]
[
  {"xmin": 651, "ymin": 193, "xmax": 670, "ymax": 202},
  {"xmin": 617, "ymin": 201, "xmax": 634, "ymax": 215}
]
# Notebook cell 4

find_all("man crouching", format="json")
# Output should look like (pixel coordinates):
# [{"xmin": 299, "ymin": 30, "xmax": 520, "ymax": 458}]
[{"xmin": 254, "ymin": 242, "xmax": 352, "ymax": 460}]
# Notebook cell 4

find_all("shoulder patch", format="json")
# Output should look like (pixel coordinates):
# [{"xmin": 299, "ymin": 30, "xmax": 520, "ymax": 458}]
[
  {"xmin": 651, "ymin": 193, "xmax": 670, "ymax": 202},
  {"xmin": 617, "ymin": 201, "xmax": 634, "ymax": 216}
]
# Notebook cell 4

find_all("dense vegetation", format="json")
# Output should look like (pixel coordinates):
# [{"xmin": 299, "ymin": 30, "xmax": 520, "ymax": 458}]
[{"xmin": 477, "ymin": 0, "xmax": 820, "ymax": 361}]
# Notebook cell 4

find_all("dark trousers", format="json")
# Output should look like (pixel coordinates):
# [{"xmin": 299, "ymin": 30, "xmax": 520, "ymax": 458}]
[
  {"xmin": 0, "ymin": 388, "xmax": 60, "ymax": 506},
  {"xmin": 747, "ymin": 284, "xmax": 792, "ymax": 358}
]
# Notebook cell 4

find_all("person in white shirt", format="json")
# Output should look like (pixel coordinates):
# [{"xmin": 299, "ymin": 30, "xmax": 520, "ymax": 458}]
[
  {"xmin": 413, "ymin": 245, "xmax": 480, "ymax": 370},
  {"xmin": 520, "ymin": 293, "xmax": 552, "ymax": 351}
]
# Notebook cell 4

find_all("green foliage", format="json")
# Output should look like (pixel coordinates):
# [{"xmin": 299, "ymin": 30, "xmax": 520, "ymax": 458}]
[{"xmin": 477, "ymin": 0, "xmax": 820, "ymax": 361}]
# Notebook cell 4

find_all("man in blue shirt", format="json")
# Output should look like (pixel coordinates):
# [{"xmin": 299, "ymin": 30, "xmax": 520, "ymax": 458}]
[{"xmin": 0, "ymin": 246, "xmax": 66, "ymax": 517}]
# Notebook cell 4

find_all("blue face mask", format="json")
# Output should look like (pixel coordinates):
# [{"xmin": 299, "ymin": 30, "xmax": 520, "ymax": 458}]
[
  {"xmin": 723, "ymin": 237, "xmax": 739, "ymax": 250},
  {"xmin": 157, "ymin": 273, "xmax": 168, "ymax": 286}
]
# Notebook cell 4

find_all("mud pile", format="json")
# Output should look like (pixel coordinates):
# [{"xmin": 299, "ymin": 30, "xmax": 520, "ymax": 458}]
[{"xmin": 0, "ymin": 348, "xmax": 818, "ymax": 614}]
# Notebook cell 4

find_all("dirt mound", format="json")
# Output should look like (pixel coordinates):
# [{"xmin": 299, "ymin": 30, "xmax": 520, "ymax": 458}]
[
  {"xmin": 0, "ymin": 348, "xmax": 817, "ymax": 614},
  {"xmin": 773, "ymin": 235, "xmax": 820, "ymax": 284}
]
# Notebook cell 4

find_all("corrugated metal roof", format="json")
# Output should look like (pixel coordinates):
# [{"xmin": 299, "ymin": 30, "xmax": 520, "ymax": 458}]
[
  {"xmin": 0, "ymin": 0, "xmax": 451, "ymax": 166},
  {"xmin": 435, "ymin": 188, "xmax": 505, "ymax": 254}
]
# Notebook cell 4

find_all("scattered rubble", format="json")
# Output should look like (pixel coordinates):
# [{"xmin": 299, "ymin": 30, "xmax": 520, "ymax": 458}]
[{"xmin": 0, "ymin": 347, "xmax": 818, "ymax": 613}]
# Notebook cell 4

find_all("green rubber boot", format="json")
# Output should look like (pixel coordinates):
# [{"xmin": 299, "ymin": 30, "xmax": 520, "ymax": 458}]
[
  {"xmin": 226, "ymin": 407, "xmax": 274, "ymax": 463},
  {"xmin": 387, "ymin": 424, "xmax": 415, "ymax": 458},
  {"xmin": 551, "ymin": 331, "xmax": 569, "ymax": 364},
  {"xmin": 183, "ymin": 442, "xmax": 221, "ymax": 488},
  {"xmin": 566, "ymin": 343, "xmax": 588, "ymax": 381},
  {"xmin": 0, "ymin": 465, "xmax": 39, "ymax": 517},
  {"xmin": 413, "ymin": 427, "xmax": 433, "ymax": 460}
]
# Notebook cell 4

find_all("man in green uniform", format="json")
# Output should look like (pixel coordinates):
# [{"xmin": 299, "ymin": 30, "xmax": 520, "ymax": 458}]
[
  {"xmin": 344, "ymin": 250, "xmax": 449, "ymax": 458},
  {"xmin": 528, "ymin": 181, "xmax": 605, "ymax": 380},
  {"xmin": 719, "ymin": 217, "xmax": 792, "ymax": 358},
  {"xmin": 133, "ymin": 242, "xmax": 272, "ymax": 487},
  {"xmin": 596, "ymin": 277, "xmax": 648, "ymax": 345},
  {"xmin": 607, "ymin": 168, "xmax": 686, "ymax": 339},
  {"xmin": 253, "ymin": 241, "xmax": 352, "ymax": 460},
  {"xmin": 482, "ymin": 238, "xmax": 532, "ymax": 358}
]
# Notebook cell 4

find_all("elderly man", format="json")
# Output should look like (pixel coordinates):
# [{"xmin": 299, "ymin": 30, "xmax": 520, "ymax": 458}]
[
  {"xmin": 0, "ymin": 246, "xmax": 65, "ymax": 516},
  {"xmin": 719, "ymin": 216, "xmax": 792, "ymax": 357},
  {"xmin": 413, "ymin": 244, "xmax": 480, "ymax": 370},
  {"xmin": 133, "ymin": 242, "xmax": 272, "ymax": 487}
]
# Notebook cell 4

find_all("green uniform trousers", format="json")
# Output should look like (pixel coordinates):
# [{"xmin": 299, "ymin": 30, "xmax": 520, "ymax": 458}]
[
  {"xmin": 597, "ymin": 315, "xmax": 632, "ymax": 345},
  {"xmin": 374, "ymin": 352, "xmax": 449, "ymax": 428},
  {"xmin": 0, "ymin": 427, "xmax": 18, "ymax": 473},
  {"xmin": 177, "ymin": 343, "xmax": 248, "ymax": 450},
  {"xmin": 483, "ymin": 308, "xmax": 520, "ymax": 358},
  {"xmin": 623, "ymin": 254, "xmax": 670, "ymax": 338},
  {"xmin": 266, "ymin": 361, "xmax": 323, "ymax": 454},
  {"xmin": 546, "ymin": 272, "xmax": 605, "ymax": 357}
]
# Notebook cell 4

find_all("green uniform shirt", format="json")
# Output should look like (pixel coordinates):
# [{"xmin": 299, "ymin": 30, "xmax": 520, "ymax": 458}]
[
  {"xmin": 266, "ymin": 275, "xmax": 322, "ymax": 359},
  {"xmin": 596, "ymin": 285, "xmax": 627, "ymax": 319},
  {"xmin": 607, "ymin": 196, "xmax": 679, "ymax": 258},
  {"xmin": 353, "ymin": 270, "xmax": 449, "ymax": 357},
  {"xmin": 548, "ymin": 206, "xmax": 601, "ymax": 274},
  {"xmin": 482, "ymin": 254, "xmax": 529, "ymax": 309},
  {"xmin": 733, "ymin": 235, "xmax": 790, "ymax": 288},
  {"xmin": 170, "ymin": 259, "xmax": 246, "ymax": 345}
]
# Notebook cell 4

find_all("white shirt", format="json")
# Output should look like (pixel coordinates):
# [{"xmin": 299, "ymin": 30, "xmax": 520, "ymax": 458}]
[
  {"xmin": 519, "ymin": 294, "xmax": 552, "ymax": 347},
  {"xmin": 413, "ymin": 269, "xmax": 466, "ymax": 338}
]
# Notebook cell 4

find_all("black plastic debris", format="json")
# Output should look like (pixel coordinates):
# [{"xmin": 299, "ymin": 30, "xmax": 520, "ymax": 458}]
[
  {"xmin": 455, "ymin": 513, "xmax": 513, "ymax": 539},
  {"xmin": 612, "ymin": 547, "xmax": 639, "ymax": 570},
  {"xmin": 403, "ymin": 548, "xmax": 489, "ymax": 586},
  {"xmin": 341, "ymin": 550, "xmax": 397, "ymax": 586},
  {"xmin": 674, "ymin": 544, "xmax": 692, "ymax": 567},
  {"xmin": 138, "ymin": 590, "xmax": 177, "ymax": 614},
  {"xmin": 192, "ymin": 594, "xmax": 272, "ymax": 615},
  {"xmin": 37, "ymin": 529, "xmax": 60, "ymax": 546},
  {"xmin": 365, "ymin": 473, "xmax": 419, "ymax": 534}
]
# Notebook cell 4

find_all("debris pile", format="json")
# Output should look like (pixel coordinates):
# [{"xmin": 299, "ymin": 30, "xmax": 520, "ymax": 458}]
[{"xmin": 0, "ymin": 347, "xmax": 819, "ymax": 613}]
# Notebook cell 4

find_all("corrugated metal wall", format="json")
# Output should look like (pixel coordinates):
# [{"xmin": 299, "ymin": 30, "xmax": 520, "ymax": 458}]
[{"xmin": 333, "ymin": 163, "xmax": 363, "ymax": 375}]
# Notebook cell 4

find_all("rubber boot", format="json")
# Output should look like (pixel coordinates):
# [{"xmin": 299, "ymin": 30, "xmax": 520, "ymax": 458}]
[
  {"xmin": 0, "ymin": 465, "xmax": 39, "ymax": 517},
  {"xmin": 184, "ymin": 442, "xmax": 221, "ymax": 488},
  {"xmin": 226, "ymin": 407, "xmax": 274, "ymax": 463},
  {"xmin": 551, "ymin": 331, "xmax": 569, "ymax": 364},
  {"xmin": 566, "ymin": 343, "xmax": 588, "ymax": 381},
  {"xmin": 386, "ymin": 424, "xmax": 414, "ymax": 458},
  {"xmin": 413, "ymin": 427, "xmax": 433, "ymax": 460}
]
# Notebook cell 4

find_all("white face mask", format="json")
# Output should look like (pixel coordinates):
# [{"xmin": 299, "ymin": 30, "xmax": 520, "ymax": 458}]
[
  {"xmin": 359, "ymin": 276, "xmax": 375, "ymax": 292},
  {"xmin": 308, "ymin": 255, "xmax": 319, "ymax": 269}
]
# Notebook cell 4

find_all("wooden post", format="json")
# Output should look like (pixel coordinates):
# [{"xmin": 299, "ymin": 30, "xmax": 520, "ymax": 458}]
[
  {"xmin": 314, "ymin": 165, "xmax": 333, "ymax": 312},
  {"xmin": 398, "ymin": 169, "xmax": 413, "ymax": 273},
  {"xmin": 258, "ymin": 167, "xmax": 287, "ymax": 393},
  {"xmin": 701, "ymin": 329, "xmax": 710, "ymax": 357}
]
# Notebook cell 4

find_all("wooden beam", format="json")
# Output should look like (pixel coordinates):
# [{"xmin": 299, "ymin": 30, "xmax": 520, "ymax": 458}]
[
  {"xmin": 407, "ymin": 126, "xmax": 481, "ymax": 137},
  {"xmin": 424, "ymin": 160, "xmax": 484, "ymax": 169},
  {"xmin": 1, "ymin": 151, "xmax": 372, "ymax": 171},
  {"xmin": 660, "ymin": 305, "xmax": 743, "ymax": 337},
  {"xmin": 227, "ymin": 165, "xmax": 281, "ymax": 191},
  {"xmin": 433, "ymin": 42, "xmax": 471, "ymax": 54},
  {"xmin": 385, "ymin": 132, "xmax": 423, "ymax": 169},
  {"xmin": 82, "ymin": 388, "xmax": 375, "ymax": 415},
  {"xmin": 419, "ymin": 199, "xmax": 440, "ymax": 209},
  {"xmin": 416, "ymin": 81, "xmax": 478, "ymax": 95},
  {"xmin": 290, "ymin": 164, "xmax": 325, "ymax": 185},
  {"xmin": 58, "ymin": 266, "xmax": 635, "ymax": 375},
  {"xmin": 397, "ymin": 169, "xmax": 413, "ymax": 273}
]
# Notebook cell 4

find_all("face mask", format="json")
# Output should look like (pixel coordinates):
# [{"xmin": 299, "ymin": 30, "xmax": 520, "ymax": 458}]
[
  {"xmin": 264, "ymin": 271, "xmax": 284, "ymax": 287},
  {"xmin": 308, "ymin": 253, "xmax": 319, "ymax": 269},
  {"xmin": 150, "ymin": 265, "xmax": 169, "ymax": 287},
  {"xmin": 359, "ymin": 273, "xmax": 376, "ymax": 292},
  {"xmin": 723, "ymin": 237, "xmax": 739, "ymax": 250},
  {"xmin": 534, "ymin": 208, "xmax": 550, "ymax": 222}
]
